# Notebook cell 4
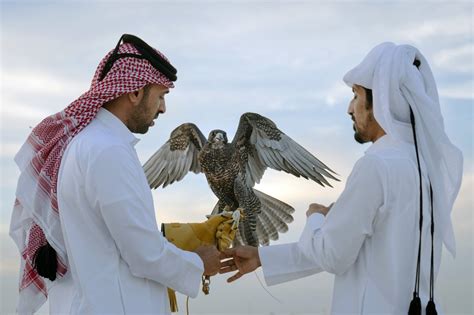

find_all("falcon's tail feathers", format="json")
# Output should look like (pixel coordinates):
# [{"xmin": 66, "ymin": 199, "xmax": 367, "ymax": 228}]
[
  {"xmin": 253, "ymin": 189, "xmax": 294, "ymax": 245},
  {"xmin": 213, "ymin": 189, "xmax": 295, "ymax": 246}
]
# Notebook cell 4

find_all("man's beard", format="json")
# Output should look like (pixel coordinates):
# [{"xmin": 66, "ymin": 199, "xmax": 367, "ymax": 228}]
[
  {"xmin": 353, "ymin": 124, "xmax": 368, "ymax": 144},
  {"xmin": 130, "ymin": 102, "xmax": 155, "ymax": 134}
]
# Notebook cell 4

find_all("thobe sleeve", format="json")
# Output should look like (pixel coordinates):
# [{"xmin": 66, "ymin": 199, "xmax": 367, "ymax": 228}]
[
  {"xmin": 84, "ymin": 145, "xmax": 204, "ymax": 298},
  {"xmin": 297, "ymin": 155, "xmax": 385, "ymax": 275},
  {"xmin": 259, "ymin": 238, "xmax": 324, "ymax": 286}
]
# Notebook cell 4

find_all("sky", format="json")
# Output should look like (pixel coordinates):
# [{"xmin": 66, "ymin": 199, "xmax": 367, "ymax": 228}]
[{"xmin": 0, "ymin": 1, "xmax": 472, "ymax": 314}]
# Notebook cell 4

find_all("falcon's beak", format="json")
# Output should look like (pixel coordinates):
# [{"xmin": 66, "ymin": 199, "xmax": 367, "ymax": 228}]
[{"xmin": 214, "ymin": 133, "xmax": 224, "ymax": 142}]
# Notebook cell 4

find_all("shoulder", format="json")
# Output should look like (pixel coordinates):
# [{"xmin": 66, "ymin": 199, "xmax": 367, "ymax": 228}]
[
  {"xmin": 366, "ymin": 139, "xmax": 416, "ymax": 175},
  {"xmin": 349, "ymin": 140, "xmax": 416, "ymax": 186},
  {"xmin": 347, "ymin": 154, "xmax": 388, "ymax": 189},
  {"xmin": 66, "ymin": 119, "xmax": 132, "ymax": 165},
  {"xmin": 353, "ymin": 154, "xmax": 387, "ymax": 174},
  {"xmin": 368, "ymin": 137, "xmax": 413, "ymax": 161}
]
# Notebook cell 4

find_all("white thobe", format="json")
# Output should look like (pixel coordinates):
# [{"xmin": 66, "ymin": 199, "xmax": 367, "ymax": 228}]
[
  {"xmin": 259, "ymin": 135, "xmax": 443, "ymax": 314},
  {"xmin": 50, "ymin": 108, "xmax": 204, "ymax": 314}
]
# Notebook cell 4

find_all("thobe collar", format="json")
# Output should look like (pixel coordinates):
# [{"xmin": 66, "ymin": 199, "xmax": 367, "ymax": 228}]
[
  {"xmin": 364, "ymin": 134, "xmax": 392, "ymax": 155},
  {"xmin": 95, "ymin": 107, "xmax": 140, "ymax": 147}
]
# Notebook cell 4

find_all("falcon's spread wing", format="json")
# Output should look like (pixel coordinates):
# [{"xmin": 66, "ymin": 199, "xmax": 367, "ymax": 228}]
[
  {"xmin": 144, "ymin": 123, "xmax": 207, "ymax": 188},
  {"xmin": 232, "ymin": 112, "xmax": 339, "ymax": 187}
]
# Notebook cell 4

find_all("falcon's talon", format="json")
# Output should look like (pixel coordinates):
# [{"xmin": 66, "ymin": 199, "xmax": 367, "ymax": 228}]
[
  {"xmin": 236, "ymin": 208, "xmax": 245, "ymax": 218},
  {"xmin": 231, "ymin": 210, "xmax": 241, "ymax": 230},
  {"xmin": 221, "ymin": 210, "xmax": 234, "ymax": 218}
]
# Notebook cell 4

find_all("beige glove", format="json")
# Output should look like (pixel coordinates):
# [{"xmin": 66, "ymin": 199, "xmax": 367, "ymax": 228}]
[
  {"xmin": 162, "ymin": 210, "xmax": 241, "ymax": 312},
  {"xmin": 162, "ymin": 210, "xmax": 240, "ymax": 252}
]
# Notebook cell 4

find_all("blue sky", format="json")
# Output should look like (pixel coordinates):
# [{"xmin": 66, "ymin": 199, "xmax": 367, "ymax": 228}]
[{"xmin": 1, "ymin": 1, "xmax": 472, "ymax": 314}]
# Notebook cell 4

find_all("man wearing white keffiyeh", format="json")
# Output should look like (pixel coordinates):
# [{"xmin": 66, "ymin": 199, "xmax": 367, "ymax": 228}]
[
  {"xmin": 10, "ymin": 34, "xmax": 221, "ymax": 314},
  {"xmin": 221, "ymin": 42, "xmax": 463, "ymax": 314}
]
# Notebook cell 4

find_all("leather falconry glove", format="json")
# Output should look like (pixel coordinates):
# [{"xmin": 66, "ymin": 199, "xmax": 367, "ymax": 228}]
[{"xmin": 161, "ymin": 210, "xmax": 241, "ymax": 312}]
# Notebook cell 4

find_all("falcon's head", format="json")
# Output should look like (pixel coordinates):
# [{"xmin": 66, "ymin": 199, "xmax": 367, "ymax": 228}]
[{"xmin": 208, "ymin": 130, "xmax": 228, "ymax": 148}]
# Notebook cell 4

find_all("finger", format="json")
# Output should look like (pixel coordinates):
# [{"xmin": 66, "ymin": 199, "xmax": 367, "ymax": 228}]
[
  {"xmin": 221, "ymin": 249, "xmax": 235, "ymax": 257},
  {"xmin": 219, "ymin": 265, "xmax": 238, "ymax": 274},
  {"xmin": 219, "ymin": 251, "xmax": 231, "ymax": 259},
  {"xmin": 227, "ymin": 271, "xmax": 243, "ymax": 283},
  {"xmin": 220, "ymin": 258, "xmax": 235, "ymax": 267}
]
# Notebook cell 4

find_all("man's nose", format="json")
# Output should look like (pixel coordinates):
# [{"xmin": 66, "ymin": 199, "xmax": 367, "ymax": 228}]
[
  {"xmin": 159, "ymin": 100, "xmax": 166, "ymax": 114},
  {"xmin": 347, "ymin": 102, "xmax": 353, "ymax": 115}
]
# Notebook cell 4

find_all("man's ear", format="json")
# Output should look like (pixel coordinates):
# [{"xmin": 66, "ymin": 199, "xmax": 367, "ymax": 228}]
[{"xmin": 127, "ymin": 88, "xmax": 145, "ymax": 106}]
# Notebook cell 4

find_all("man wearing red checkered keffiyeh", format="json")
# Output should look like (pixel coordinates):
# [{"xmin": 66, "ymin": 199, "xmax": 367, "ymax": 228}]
[{"xmin": 10, "ymin": 34, "xmax": 221, "ymax": 314}]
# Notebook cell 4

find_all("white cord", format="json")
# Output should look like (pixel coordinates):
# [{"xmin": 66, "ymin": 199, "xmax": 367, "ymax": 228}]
[{"xmin": 254, "ymin": 271, "xmax": 282, "ymax": 304}]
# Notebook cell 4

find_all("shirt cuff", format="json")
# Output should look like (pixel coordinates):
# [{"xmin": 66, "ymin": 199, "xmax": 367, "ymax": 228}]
[
  {"xmin": 298, "ymin": 213, "xmax": 325, "ymax": 253},
  {"xmin": 161, "ymin": 241, "xmax": 204, "ymax": 298},
  {"xmin": 258, "ymin": 243, "xmax": 323, "ymax": 286},
  {"xmin": 179, "ymin": 251, "xmax": 205, "ymax": 298},
  {"xmin": 259, "ymin": 244, "xmax": 290, "ymax": 286},
  {"xmin": 258, "ymin": 245, "xmax": 271, "ymax": 283}
]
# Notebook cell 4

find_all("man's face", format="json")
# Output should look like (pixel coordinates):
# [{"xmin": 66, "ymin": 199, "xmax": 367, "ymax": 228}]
[
  {"xmin": 129, "ymin": 84, "xmax": 169, "ymax": 134},
  {"xmin": 347, "ymin": 85, "xmax": 374, "ymax": 144}
]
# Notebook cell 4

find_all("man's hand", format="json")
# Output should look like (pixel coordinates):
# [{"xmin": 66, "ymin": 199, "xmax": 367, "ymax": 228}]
[
  {"xmin": 306, "ymin": 202, "xmax": 333, "ymax": 217},
  {"xmin": 194, "ymin": 245, "xmax": 222, "ymax": 276},
  {"xmin": 219, "ymin": 246, "xmax": 261, "ymax": 282}
]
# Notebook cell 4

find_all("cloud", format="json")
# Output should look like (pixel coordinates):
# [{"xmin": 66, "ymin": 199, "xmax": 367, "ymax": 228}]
[
  {"xmin": 451, "ymin": 171, "xmax": 474, "ymax": 234},
  {"xmin": 434, "ymin": 44, "xmax": 474, "ymax": 74},
  {"xmin": 1, "ymin": 98, "xmax": 50, "ymax": 121},
  {"xmin": 2, "ymin": 71, "xmax": 85, "ymax": 97},
  {"xmin": 438, "ymin": 80, "xmax": 474, "ymax": 100},
  {"xmin": 324, "ymin": 81, "xmax": 350, "ymax": 107},
  {"xmin": 0, "ymin": 71, "xmax": 87, "ymax": 134},
  {"xmin": 398, "ymin": 14, "xmax": 473, "ymax": 43}
]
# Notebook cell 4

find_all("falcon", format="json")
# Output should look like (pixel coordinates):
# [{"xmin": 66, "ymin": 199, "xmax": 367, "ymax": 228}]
[{"xmin": 144, "ymin": 112, "xmax": 338, "ymax": 247}]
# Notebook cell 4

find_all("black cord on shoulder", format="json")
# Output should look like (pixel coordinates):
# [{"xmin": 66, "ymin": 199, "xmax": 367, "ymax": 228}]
[
  {"xmin": 427, "ymin": 184, "xmax": 437, "ymax": 315},
  {"xmin": 408, "ymin": 106, "xmax": 423, "ymax": 315},
  {"xmin": 407, "ymin": 102, "xmax": 437, "ymax": 315}
]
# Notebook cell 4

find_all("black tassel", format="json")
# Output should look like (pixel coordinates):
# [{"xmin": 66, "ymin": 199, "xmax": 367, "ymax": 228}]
[
  {"xmin": 426, "ymin": 300, "xmax": 438, "ymax": 315},
  {"xmin": 408, "ymin": 293, "xmax": 421, "ymax": 315},
  {"xmin": 33, "ymin": 243, "xmax": 58, "ymax": 281}
]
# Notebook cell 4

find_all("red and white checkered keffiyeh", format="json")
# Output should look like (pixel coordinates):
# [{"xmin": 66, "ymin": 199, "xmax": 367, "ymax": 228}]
[{"xmin": 10, "ymin": 42, "xmax": 175, "ymax": 314}]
